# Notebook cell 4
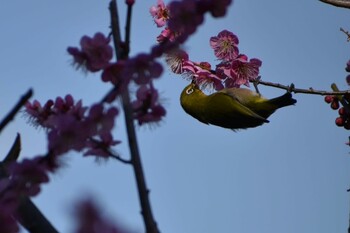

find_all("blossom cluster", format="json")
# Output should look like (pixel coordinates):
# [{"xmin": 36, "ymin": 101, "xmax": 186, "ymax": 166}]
[
  {"xmin": 150, "ymin": 0, "xmax": 261, "ymax": 90},
  {"xmin": 0, "ymin": 155, "xmax": 51, "ymax": 232},
  {"xmin": 25, "ymin": 95, "xmax": 120, "ymax": 157},
  {"xmin": 0, "ymin": 1, "xmax": 235, "ymax": 231},
  {"xmin": 150, "ymin": 0, "xmax": 232, "ymax": 43},
  {"xmin": 68, "ymin": 33, "xmax": 166, "ymax": 126}
]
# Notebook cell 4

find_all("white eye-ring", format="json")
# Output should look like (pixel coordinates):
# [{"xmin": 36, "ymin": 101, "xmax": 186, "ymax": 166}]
[{"xmin": 186, "ymin": 88, "xmax": 194, "ymax": 95}]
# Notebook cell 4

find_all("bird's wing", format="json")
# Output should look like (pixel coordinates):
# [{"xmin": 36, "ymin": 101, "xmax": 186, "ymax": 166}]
[
  {"xmin": 208, "ymin": 92, "xmax": 269, "ymax": 123},
  {"xmin": 220, "ymin": 88, "xmax": 267, "ymax": 105}
]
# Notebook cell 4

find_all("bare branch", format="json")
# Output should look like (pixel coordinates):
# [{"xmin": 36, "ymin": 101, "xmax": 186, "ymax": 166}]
[
  {"xmin": 319, "ymin": 0, "xmax": 350, "ymax": 9},
  {"xmin": 109, "ymin": 1, "xmax": 160, "ymax": 232},
  {"xmin": 0, "ymin": 89, "xmax": 33, "ymax": 134},
  {"xmin": 254, "ymin": 78, "xmax": 350, "ymax": 96},
  {"xmin": 340, "ymin": 27, "xmax": 350, "ymax": 41}
]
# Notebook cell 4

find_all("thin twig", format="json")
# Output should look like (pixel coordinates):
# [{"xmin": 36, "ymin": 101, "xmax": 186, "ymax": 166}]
[
  {"xmin": 319, "ymin": 0, "xmax": 350, "ymax": 8},
  {"xmin": 0, "ymin": 89, "xmax": 33, "ymax": 134},
  {"xmin": 109, "ymin": 1, "xmax": 160, "ymax": 232},
  {"xmin": 340, "ymin": 27, "xmax": 350, "ymax": 42},
  {"xmin": 254, "ymin": 79, "xmax": 350, "ymax": 96}
]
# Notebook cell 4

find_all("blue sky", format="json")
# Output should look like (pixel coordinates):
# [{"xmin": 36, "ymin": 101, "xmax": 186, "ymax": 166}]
[{"xmin": 1, "ymin": 0, "xmax": 350, "ymax": 233}]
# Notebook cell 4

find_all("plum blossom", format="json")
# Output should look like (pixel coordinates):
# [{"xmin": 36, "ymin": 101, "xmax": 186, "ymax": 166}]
[
  {"xmin": 132, "ymin": 83, "xmax": 166, "ymax": 125},
  {"xmin": 210, "ymin": 30, "xmax": 239, "ymax": 61},
  {"xmin": 150, "ymin": 0, "xmax": 169, "ymax": 27},
  {"xmin": 85, "ymin": 104, "xmax": 119, "ymax": 136},
  {"xmin": 164, "ymin": 48, "xmax": 189, "ymax": 74},
  {"xmin": 25, "ymin": 95, "xmax": 87, "ymax": 129},
  {"xmin": 217, "ymin": 54, "xmax": 262, "ymax": 88},
  {"xmin": 25, "ymin": 97, "xmax": 120, "ymax": 158},
  {"xmin": 84, "ymin": 133, "xmax": 121, "ymax": 158},
  {"xmin": 156, "ymin": 27, "xmax": 177, "ymax": 43},
  {"xmin": 67, "ymin": 32, "xmax": 113, "ymax": 72},
  {"xmin": 124, "ymin": 53, "xmax": 163, "ymax": 85}
]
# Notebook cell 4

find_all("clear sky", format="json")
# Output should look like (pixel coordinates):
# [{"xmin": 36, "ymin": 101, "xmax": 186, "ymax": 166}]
[{"xmin": 1, "ymin": 0, "xmax": 350, "ymax": 233}]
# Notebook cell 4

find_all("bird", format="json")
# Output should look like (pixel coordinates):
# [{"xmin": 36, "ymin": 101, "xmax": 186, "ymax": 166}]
[{"xmin": 180, "ymin": 82, "xmax": 296, "ymax": 130}]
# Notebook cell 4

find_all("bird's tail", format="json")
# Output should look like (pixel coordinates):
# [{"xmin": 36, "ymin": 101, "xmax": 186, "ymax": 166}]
[{"xmin": 269, "ymin": 92, "xmax": 297, "ymax": 109}]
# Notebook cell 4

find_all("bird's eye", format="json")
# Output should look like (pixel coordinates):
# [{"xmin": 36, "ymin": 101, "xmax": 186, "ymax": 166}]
[{"xmin": 186, "ymin": 88, "xmax": 194, "ymax": 95}]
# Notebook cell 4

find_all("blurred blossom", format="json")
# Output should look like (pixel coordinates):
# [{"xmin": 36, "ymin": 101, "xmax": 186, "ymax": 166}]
[
  {"xmin": 26, "ymin": 97, "xmax": 120, "ymax": 158},
  {"xmin": 0, "ymin": 211, "xmax": 19, "ymax": 233},
  {"xmin": 47, "ymin": 115, "xmax": 89, "ymax": 155},
  {"xmin": 132, "ymin": 84, "xmax": 166, "ymax": 125},
  {"xmin": 150, "ymin": 0, "xmax": 169, "ymax": 27},
  {"xmin": 84, "ymin": 133, "xmax": 121, "ymax": 158},
  {"xmin": 74, "ymin": 198, "xmax": 129, "ymax": 233},
  {"xmin": 346, "ymin": 74, "xmax": 350, "ymax": 86},
  {"xmin": 25, "ymin": 95, "xmax": 87, "ymax": 129},
  {"xmin": 102, "ymin": 62, "xmax": 128, "ymax": 87},
  {"xmin": 67, "ymin": 32, "xmax": 113, "ymax": 72},
  {"xmin": 124, "ymin": 54, "xmax": 163, "ymax": 85},
  {"xmin": 210, "ymin": 30, "xmax": 239, "ymax": 61},
  {"xmin": 125, "ymin": 0, "xmax": 135, "ymax": 6},
  {"xmin": 346, "ymin": 60, "xmax": 350, "ymax": 72},
  {"xmin": 86, "ymin": 104, "xmax": 119, "ymax": 136},
  {"xmin": 167, "ymin": 0, "xmax": 204, "ymax": 43},
  {"xmin": 198, "ymin": 0, "xmax": 233, "ymax": 17},
  {"xmin": 157, "ymin": 27, "xmax": 177, "ymax": 43},
  {"xmin": 7, "ymin": 156, "xmax": 50, "ymax": 197}
]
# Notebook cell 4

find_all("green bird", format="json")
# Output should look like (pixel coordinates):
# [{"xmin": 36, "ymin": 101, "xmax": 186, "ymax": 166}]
[{"xmin": 180, "ymin": 82, "xmax": 296, "ymax": 130}]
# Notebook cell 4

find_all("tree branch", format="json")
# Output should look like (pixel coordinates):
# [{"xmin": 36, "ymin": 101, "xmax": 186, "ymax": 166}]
[
  {"xmin": 109, "ymin": 1, "xmax": 160, "ymax": 232},
  {"xmin": 0, "ymin": 89, "xmax": 33, "ymax": 134},
  {"xmin": 254, "ymin": 78, "xmax": 350, "ymax": 95},
  {"xmin": 319, "ymin": 0, "xmax": 350, "ymax": 9}
]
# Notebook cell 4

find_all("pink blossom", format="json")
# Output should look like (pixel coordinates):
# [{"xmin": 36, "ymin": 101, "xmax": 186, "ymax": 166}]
[
  {"xmin": 47, "ymin": 115, "xmax": 89, "ymax": 155},
  {"xmin": 183, "ymin": 61, "xmax": 224, "ymax": 90},
  {"xmin": 164, "ymin": 48, "xmax": 189, "ymax": 74},
  {"xmin": 132, "ymin": 84, "xmax": 166, "ymax": 125},
  {"xmin": 124, "ymin": 54, "xmax": 163, "ymax": 85},
  {"xmin": 26, "ymin": 95, "xmax": 87, "ymax": 130},
  {"xmin": 210, "ymin": 30, "xmax": 239, "ymax": 61},
  {"xmin": 86, "ymin": 104, "xmax": 119, "ymax": 136},
  {"xmin": 194, "ymin": 69, "xmax": 224, "ymax": 91},
  {"xmin": 26, "ymin": 96, "xmax": 120, "ymax": 157},
  {"xmin": 25, "ymin": 99, "xmax": 54, "ymax": 127},
  {"xmin": 217, "ymin": 54, "xmax": 262, "ymax": 88},
  {"xmin": 84, "ymin": 133, "xmax": 121, "ymax": 158},
  {"xmin": 67, "ymin": 32, "xmax": 113, "ymax": 72},
  {"xmin": 150, "ymin": 0, "xmax": 169, "ymax": 27},
  {"xmin": 156, "ymin": 27, "xmax": 177, "ymax": 43}
]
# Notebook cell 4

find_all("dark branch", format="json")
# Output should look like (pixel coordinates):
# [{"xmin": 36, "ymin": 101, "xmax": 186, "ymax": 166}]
[
  {"xmin": 254, "ymin": 78, "xmax": 350, "ymax": 96},
  {"xmin": 319, "ymin": 0, "xmax": 350, "ymax": 9},
  {"xmin": 0, "ymin": 89, "xmax": 33, "ymax": 134},
  {"xmin": 109, "ymin": 1, "xmax": 160, "ymax": 232}
]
